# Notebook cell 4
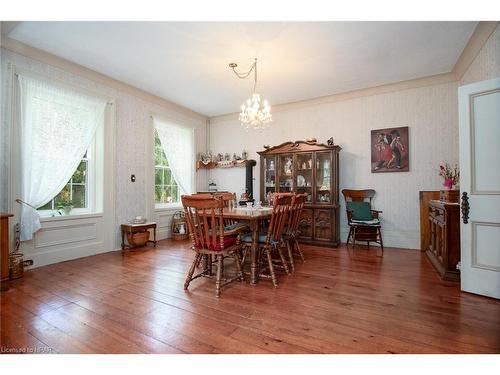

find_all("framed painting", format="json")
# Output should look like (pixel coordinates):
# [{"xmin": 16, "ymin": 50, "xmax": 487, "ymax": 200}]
[{"xmin": 371, "ymin": 126, "xmax": 409, "ymax": 173}]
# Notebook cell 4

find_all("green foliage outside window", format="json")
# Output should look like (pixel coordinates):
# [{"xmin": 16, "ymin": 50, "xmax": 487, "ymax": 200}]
[{"xmin": 154, "ymin": 130, "xmax": 180, "ymax": 204}]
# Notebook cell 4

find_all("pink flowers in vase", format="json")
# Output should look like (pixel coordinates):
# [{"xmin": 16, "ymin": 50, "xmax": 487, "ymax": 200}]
[{"xmin": 439, "ymin": 163, "xmax": 460, "ymax": 190}]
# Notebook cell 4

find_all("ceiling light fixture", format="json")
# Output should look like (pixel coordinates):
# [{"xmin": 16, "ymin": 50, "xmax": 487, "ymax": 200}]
[{"xmin": 229, "ymin": 58, "xmax": 272, "ymax": 130}]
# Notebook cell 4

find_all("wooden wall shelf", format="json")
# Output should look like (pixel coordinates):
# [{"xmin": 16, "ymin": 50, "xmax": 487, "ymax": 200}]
[{"xmin": 196, "ymin": 159, "xmax": 251, "ymax": 170}]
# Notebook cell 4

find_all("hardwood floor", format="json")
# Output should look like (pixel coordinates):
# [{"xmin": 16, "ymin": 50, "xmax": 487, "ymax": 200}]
[{"xmin": 1, "ymin": 240, "xmax": 499, "ymax": 354}]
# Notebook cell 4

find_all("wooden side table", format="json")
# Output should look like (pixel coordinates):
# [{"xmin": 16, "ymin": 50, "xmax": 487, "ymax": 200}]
[
  {"xmin": 121, "ymin": 222, "xmax": 157, "ymax": 250},
  {"xmin": 1, "ymin": 213, "xmax": 14, "ymax": 292}
]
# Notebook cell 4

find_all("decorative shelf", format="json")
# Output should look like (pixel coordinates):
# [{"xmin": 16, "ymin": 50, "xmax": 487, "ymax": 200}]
[{"xmin": 196, "ymin": 159, "xmax": 251, "ymax": 171}]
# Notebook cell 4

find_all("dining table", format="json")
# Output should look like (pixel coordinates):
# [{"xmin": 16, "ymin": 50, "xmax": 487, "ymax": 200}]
[{"xmin": 218, "ymin": 205, "xmax": 273, "ymax": 285}]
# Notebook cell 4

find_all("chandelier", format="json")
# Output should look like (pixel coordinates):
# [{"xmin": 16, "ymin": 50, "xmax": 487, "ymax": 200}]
[{"xmin": 229, "ymin": 58, "xmax": 272, "ymax": 130}]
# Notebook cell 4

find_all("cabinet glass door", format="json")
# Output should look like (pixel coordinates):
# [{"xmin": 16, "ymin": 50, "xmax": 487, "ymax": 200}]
[
  {"xmin": 315, "ymin": 152, "xmax": 331, "ymax": 204},
  {"xmin": 263, "ymin": 156, "xmax": 277, "ymax": 201},
  {"xmin": 296, "ymin": 153, "xmax": 313, "ymax": 203},
  {"xmin": 278, "ymin": 154, "xmax": 294, "ymax": 193}
]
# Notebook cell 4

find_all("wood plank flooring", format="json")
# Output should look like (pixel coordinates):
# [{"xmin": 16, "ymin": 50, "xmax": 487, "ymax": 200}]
[{"xmin": 1, "ymin": 240, "xmax": 499, "ymax": 354}]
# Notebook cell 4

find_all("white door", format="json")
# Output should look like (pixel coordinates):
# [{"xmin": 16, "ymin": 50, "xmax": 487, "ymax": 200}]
[{"xmin": 458, "ymin": 78, "xmax": 500, "ymax": 299}]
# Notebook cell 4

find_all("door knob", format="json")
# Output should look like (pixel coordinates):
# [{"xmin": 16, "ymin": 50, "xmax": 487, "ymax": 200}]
[{"xmin": 461, "ymin": 192, "xmax": 470, "ymax": 224}]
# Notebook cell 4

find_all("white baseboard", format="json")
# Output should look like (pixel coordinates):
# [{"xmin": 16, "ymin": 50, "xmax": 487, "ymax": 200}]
[
  {"xmin": 24, "ymin": 240, "xmax": 109, "ymax": 269},
  {"xmin": 340, "ymin": 226, "xmax": 419, "ymax": 249}
]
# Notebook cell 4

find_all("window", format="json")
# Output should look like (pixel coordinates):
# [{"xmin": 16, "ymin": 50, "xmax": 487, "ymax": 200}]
[
  {"xmin": 153, "ymin": 116, "xmax": 194, "ymax": 208},
  {"xmin": 38, "ymin": 151, "xmax": 90, "ymax": 213},
  {"xmin": 154, "ymin": 130, "xmax": 181, "ymax": 204}
]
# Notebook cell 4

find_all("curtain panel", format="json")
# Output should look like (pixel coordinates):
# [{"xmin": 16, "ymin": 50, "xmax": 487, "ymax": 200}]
[
  {"xmin": 153, "ymin": 117, "xmax": 194, "ymax": 196},
  {"xmin": 17, "ymin": 74, "xmax": 107, "ymax": 241}
]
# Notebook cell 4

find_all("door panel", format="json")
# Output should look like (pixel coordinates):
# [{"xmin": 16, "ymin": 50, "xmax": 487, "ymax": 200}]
[
  {"xmin": 459, "ymin": 78, "xmax": 500, "ymax": 299},
  {"xmin": 470, "ymin": 89, "xmax": 500, "ymax": 193}
]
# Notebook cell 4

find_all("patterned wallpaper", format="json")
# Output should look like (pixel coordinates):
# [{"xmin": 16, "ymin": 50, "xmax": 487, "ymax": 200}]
[{"xmin": 0, "ymin": 49, "xmax": 207, "ymax": 248}]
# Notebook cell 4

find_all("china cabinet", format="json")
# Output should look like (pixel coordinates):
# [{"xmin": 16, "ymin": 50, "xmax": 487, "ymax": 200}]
[{"xmin": 259, "ymin": 140, "xmax": 341, "ymax": 247}]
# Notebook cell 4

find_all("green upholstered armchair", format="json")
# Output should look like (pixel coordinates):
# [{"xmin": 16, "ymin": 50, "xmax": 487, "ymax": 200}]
[{"xmin": 341, "ymin": 189, "xmax": 384, "ymax": 255}]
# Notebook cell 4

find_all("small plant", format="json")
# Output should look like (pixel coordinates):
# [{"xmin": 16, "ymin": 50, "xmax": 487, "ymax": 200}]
[
  {"xmin": 56, "ymin": 190, "xmax": 73, "ymax": 215},
  {"xmin": 439, "ymin": 162, "xmax": 459, "ymax": 189}
]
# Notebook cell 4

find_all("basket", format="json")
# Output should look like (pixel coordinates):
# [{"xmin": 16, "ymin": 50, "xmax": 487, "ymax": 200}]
[
  {"xmin": 126, "ymin": 231, "xmax": 150, "ymax": 247},
  {"xmin": 171, "ymin": 210, "xmax": 189, "ymax": 241},
  {"xmin": 9, "ymin": 253, "xmax": 24, "ymax": 280}
]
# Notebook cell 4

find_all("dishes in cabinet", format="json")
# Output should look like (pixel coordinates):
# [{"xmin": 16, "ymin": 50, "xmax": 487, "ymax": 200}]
[{"xmin": 297, "ymin": 175, "xmax": 306, "ymax": 187}]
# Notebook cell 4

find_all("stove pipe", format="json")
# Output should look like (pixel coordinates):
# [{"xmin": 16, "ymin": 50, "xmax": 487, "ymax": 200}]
[{"xmin": 245, "ymin": 159, "xmax": 257, "ymax": 200}]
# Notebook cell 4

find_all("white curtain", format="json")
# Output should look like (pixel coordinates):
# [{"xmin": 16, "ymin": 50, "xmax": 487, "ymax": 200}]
[
  {"xmin": 153, "ymin": 117, "xmax": 194, "ymax": 195},
  {"xmin": 18, "ymin": 74, "xmax": 107, "ymax": 241}
]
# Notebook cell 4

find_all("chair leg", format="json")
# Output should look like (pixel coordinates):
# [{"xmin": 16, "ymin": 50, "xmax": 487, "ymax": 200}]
[
  {"xmin": 233, "ymin": 251, "xmax": 244, "ymax": 281},
  {"xmin": 215, "ymin": 255, "xmax": 223, "ymax": 298},
  {"xmin": 346, "ymin": 227, "xmax": 352, "ymax": 247},
  {"xmin": 378, "ymin": 227, "xmax": 384, "ymax": 256},
  {"xmin": 184, "ymin": 253, "xmax": 200, "ymax": 290},
  {"xmin": 352, "ymin": 227, "xmax": 357, "ymax": 249},
  {"xmin": 294, "ymin": 238, "xmax": 305, "ymax": 262},
  {"xmin": 195, "ymin": 254, "xmax": 203, "ymax": 269},
  {"xmin": 265, "ymin": 248, "xmax": 278, "ymax": 287},
  {"xmin": 276, "ymin": 244, "xmax": 290, "ymax": 275},
  {"xmin": 286, "ymin": 239, "xmax": 295, "ymax": 272}
]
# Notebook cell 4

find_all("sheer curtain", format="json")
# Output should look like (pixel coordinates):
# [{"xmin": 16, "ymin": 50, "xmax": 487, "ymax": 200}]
[
  {"xmin": 17, "ymin": 74, "xmax": 107, "ymax": 241},
  {"xmin": 153, "ymin": 117, "xmax": 194, "ymax": 196}
]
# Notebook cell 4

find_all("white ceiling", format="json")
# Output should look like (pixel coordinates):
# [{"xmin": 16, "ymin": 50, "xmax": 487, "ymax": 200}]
[{"xmin": 7, "ymin": 21, "xmax": 477, "ymax": 117}]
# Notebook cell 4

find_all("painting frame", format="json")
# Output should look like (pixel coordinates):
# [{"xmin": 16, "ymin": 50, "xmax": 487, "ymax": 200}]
[{"xmin": 371, "ymin": 126, "xmax": 409, "ymax": 173}]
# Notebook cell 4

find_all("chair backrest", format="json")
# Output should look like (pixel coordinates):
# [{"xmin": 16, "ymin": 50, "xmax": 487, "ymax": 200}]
[
  {"xmin": 341, "ymin": 189, "xmax": 375, "ymax": 204},
  {"xmin": 265, "ymin": 194, "xmax": 293, "ymax": 244},
  {"xmin": 192, "ymin": 192, "xmax": 236, "ymax": 208},
  {"xmin": 182, "ymin": 194, "xmax": 226, "ymax": 251},
  {"xmin": 341, "ymin": 189, "xmax": 376, "ymax": 222},
  {"xmin": 289, "ymin": 193, "xmax": 307, "ymax": 234},
  {"xmin": 213, "ymin": 192, "xmax": 236, "ymax": 208}
]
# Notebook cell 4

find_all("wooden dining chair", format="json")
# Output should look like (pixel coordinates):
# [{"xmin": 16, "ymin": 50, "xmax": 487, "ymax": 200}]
[
  {"xmin": 240, "ymin": 194, "xmax": 292, "ymax": 287},
  {"xmin": 182, "ymin": 194, "xmax": 244, "ymax": 297},
  {"xmin": 197, "ymin": 192, "xmax": 248, "ymax": 235},
  {"xmin": 283, "ymin": 193, "xmax": 307, "ymax": 271},
  {"xmin": 341, "ymin": 189, "xmax": 384, "ymax": 255}
]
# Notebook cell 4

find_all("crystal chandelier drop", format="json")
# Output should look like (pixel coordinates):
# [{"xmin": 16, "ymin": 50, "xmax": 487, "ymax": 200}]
[{"xmin": 229, "ymin": 58, "xmax": 272, "ymax": 130}]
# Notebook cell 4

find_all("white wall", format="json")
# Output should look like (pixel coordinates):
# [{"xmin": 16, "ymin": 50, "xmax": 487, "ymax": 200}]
[
  {"xmin": 0, "ymin": 48, "xmax": 208, "ymax": 267},
  {"xmin": 209, "ymin": 81, "xmax": 460, "ymax": 249}
]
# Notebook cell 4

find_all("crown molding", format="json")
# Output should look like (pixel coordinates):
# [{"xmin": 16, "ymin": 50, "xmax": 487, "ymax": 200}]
[
  {"xmin": 452, "ymin": 21, "xmax": 499, "ymax": 79},
  {"xmin": 0, "ymin": 35, "xmax": 207, "ymax": 122},
  {"xmin": 0, "ymin": 21, "xmax": 21, "ymax": 36}
]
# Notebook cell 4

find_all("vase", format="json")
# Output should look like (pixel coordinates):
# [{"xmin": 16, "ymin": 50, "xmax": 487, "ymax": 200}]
[
  {"xmin": 443, "ymin": 178, "xmax": 453, "ymax": 190},
  {"xmin": 179, "ymin": 223, "xmax": 186, "ymax": 235}
]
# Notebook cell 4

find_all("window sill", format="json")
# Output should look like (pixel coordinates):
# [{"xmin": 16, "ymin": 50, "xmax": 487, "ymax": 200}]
[
  {"xmin": 40, "ymin": 212, "xmax": 104, "ymax": 223},
  {"xmin": 154, "ymin": 203, "xmax": 182, "ymax": 212}
]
